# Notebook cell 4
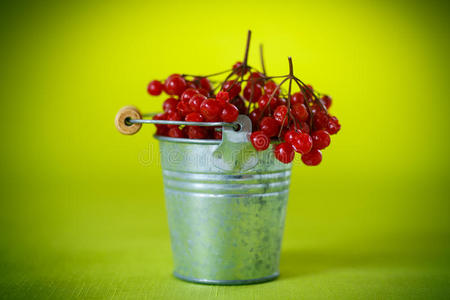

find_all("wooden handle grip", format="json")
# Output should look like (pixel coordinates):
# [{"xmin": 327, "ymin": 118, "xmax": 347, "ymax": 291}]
[{"xmin": 115, "ymin": 106, "xmax": 142, "ymax": 135}]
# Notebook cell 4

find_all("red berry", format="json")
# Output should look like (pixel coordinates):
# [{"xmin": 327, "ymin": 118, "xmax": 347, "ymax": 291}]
[
  {"xmin": 327, "ymin": 116, "xmax": 341, "ymax": 134},
  {"xmin": 301, "ymin": 149, "xmax": 322, "ymax": 166},
  {"xmin": 291, "ymin": 92, "xmax": 304, "ymax": 105},
  {"xmin": 291, "ymin": 133, "xmax": 313, "ymax": 154},
  {"xmin": 258, "ymin": 94, "xmax": 278, "ymax": 111},
  {"xmin": 250, "ymin": 131, "xmax": 270, "ymax": 151},
  {"xmin": 153, "ymin": 112, "xmax": 168, "ymax": 134},
  {"xmin": 278, "ymin": 97, "xmax": 287, "ymax": 106},
  {"xmin": 321, "ymin": 95, "xmax": 332, "ymax": 109},
  {"xmin": 200, "ymin": 98, "xmax": 222, "ymax": 121},
  {"xmin": 264, "ymin": 81, "xmax": 279, "ymax": 97},
  {"xmin": 249, "ymin": 108, "xmax": 262, "ymax": 128},
  {"xmin": 221, "ymin": 103, "xmax": 239, "ymax": 122},
  {"xmin": 185, "ymin": 112, "xmax": 204, "ymax": 122},
  {"xmin": 185, "ymin": 81, "xmax": 197, "ymax": 89},
  {"xmin": 231, "ymin": 97, "xmax": 246, "ymax": 114},
  {"xmin": 298, "ymin": 121, "xmax": 310, "ymax": 134},
  {"xmin": 167, "ymin": 111, "xmax": 182, "ymax": 128},
  {"xmin": 312, "ymin": 130, "xmax": 330, "ymax": 150},
  {"xmin": 176, "ymin": 99, "xmax": 192, "ymax": 117},
  {"xmin": 274, "ymin": 105, "xmax": 288, "ymax": 125},
  {"xmin": 292, "ymin": 103, "xmax": 309, "ymax": 122},
  {"xmin": 188, "ymin": 94, "xmax": 207, "ymax": 112},
  {"xmin": 213, "ymin": 128, "xmax": 222, "ymax": 140},
  {"xmin": 187, "ymin": 126, "xmax": 208, "ymax": 139},
  {"xmin": 248, "ymin": 72, "xmax": 265, "ymax": 84},
  {"xmin": 162, "ymin": 97, "xmax": 178, "ymax": 113},
  {"xmin": 223, "ymin": 80, "xmax": 241, "ymax": 99},
  {"xmin": 199, "ymin": 77, "xmax": 211, "ymax": 91},
  {"xmin": 260, "ymin": 116, "xmax": 280, "ymax": 137},
  {"xmin": 216, "ymin": 91, "xmax": 230, "ymax": 106},
  {"xmin": 147, "ymin": 80, "xmax": 163, "ymax": 96},
  {"xmin": 232, "ymin": 61, "xmax": 249, "ymax": 76},
  {"xmin": 243, "ymin": 83, "xmax": 262, "ymax": 102},
  {"xmin": 164, "ymin": 74, "xmax": 187, "ymax": 96},
  {"xmin": 304, "ymin": 84, "xmax": 314, "ymax": 99},
  {"xmin": 274, "ymin": 142, "xmax": 295, "ymax": 164},
  {"xmin": 284, "ymin": 130, "xmax": 300, "ymax": 144},
  {"xmin": 180, "ymin": 88, "xmax": 199, "ymax": 102},
  {"xmin": 168, "ymin": 127, "xmax": 184, "ymax": 138},
  {"xmin": 313, "ymin": 111, "xmax": 329, "ymax": 130}
]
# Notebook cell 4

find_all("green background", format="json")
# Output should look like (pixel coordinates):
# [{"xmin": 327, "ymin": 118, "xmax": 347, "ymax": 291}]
[{"xmin": 1, "ymin": 0, "xmax": 449, "ymax": 298}]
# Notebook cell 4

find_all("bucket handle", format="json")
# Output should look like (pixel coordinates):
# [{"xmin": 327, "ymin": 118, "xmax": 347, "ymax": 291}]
[{"xmin": 115, "ymin": 106, "xmax": 239, "ymax": 135}]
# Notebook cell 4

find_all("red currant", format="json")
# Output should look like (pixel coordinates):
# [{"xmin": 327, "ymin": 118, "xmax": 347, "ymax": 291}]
[
  {"xmin": 185, "ymin": 112, "xmax": 204, "ymax": 122},
  {"xmin": 291, "ymin": 133, "xmax": 313, "ymax": 154},
  {"xmin": 180, "ymin": 88, "xmax": 198, "ymax": 102},
  {"xmin": 188, "ymin": 94, "xmax": 207, "ymax": 112},
  {"xmin": 291, "ymin": 92, "xmax": 304, "ymax": 105},
  {"xmin": 243, "ymin": 83, "xmax": 262, "ymax": 102},
  {"xmin": 199, "ymin": 77, "xmax": 211, "ymax": 91},
  {"xmin": 167, "ymin": 111, "xmax": 182, "ymax": 128},
  {"xmin": 274, "ymin": 105, "xmax": 288, "ymax": 125},
  {"xmin": 258, "ymin": 94, "xmax": 278, "ymax": 111},
  {"xmin": 147, "ymin": 80, "xmax": 163, "ymax": 96},
  {"xmin": 250, "ymin": 131, "xmax": 270, "ymax": 151},
  {"xmin": 301, "ymin": 149, "xmax": 322, "ymax": 166},
  {"xmin": 292, "ymin": 103, "xmax": 309, "ymax": 122},
  {"xmin": 168, "ymin": 127, "xmax": 184, "ymax": 138},
  {"xmin": 284, "ymin": 130, "xmax": 300, "ymax": 144},
  {"xmin": 264, "ymin": 81, "xmax": 279, "ymax": 97},
  {"xmin": 164, "ymin": 74, "xmax": 187, "ymax": 96},
  {"xmin": 216, "ymin": 91, "xmax": 230, "ymax": 106},
  {"xmin": 176, "ymin": 99, "xmax": 192, "ymax": 117},
  {"xmin": 221, "ymin": 103, "xmax": 239, "ymax": 122},
  {"xmin": 313, "ymin": 111, "xmax": 329, "ymax": 130},
  {"xmin": 274, "ymin": 142, "xmax": 295, "ymax": 164},
  {"xmin": 162, "ymin": 98, "xmax": 178, "ymax": 113},
  {"xmin": 321, "ymin": 95, "xmax": 332, "ymax": 109},
  {"xmin": 260, "ymin": 116, "xmax": 280, "ymax": 137},
  {"xmin": 232, "ymin": 61, "xmax": 249, "ymax": 76},
  {"xmin": 222, "ymin": 80, "xmax": 241, "ymax": 99},
  {"xmin": 311, "ymin": 130, "xmax": 330, "ymax": 149},
  {"xmin": 200, "ymin": 98, "xmax": 222, "ymax": 121},
  {"xmin": 327, "ymin": 116, "xmax": 341, "ymax": 134}
]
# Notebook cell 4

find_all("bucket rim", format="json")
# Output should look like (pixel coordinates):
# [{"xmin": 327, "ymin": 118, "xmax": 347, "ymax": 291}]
[{"xmin": 154, "ymin": 135, "xmax": 282, "ymax": 145}]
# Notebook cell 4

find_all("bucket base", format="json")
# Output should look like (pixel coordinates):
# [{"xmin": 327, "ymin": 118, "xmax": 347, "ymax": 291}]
[{"xmin": 173, "ymin": 272, "xmax": 279, "ymax": 285}]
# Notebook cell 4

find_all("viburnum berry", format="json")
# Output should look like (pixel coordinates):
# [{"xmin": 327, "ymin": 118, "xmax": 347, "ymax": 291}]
[
  {"xmin": 213, "ymin": 128, "xmax": 222, "ymax": 140},
  {"xmin": 164, "ymin": 74, "xmax": 187, "ymax": 96},
  {"xmin": 198, "ymin": 88, "xmax": 209, "ymax": 96},
  {"xmin": 147, "ymin": 80, "xmax": 163, "ymax": 96},
  {"xmin": 167, "ymin": 111, "xmax": 182, "ymax": 128},
  {"xmin": 231, "ymin": 97, "xmax": 246, "ymax": 114},
  {"xmin": 222, "ymin": 80, "xmax": 241, "ymax": 99},
  {"xmin": 292, "ymin": 103, "xmax": 309, "ymax": 122},
  {"xmin": 162, "ymin": 98, "xmax": 178, "ymax": 113},
  {"xmin": 168, "ymin": 127, "xmax": 184, "ymax": 138},
  {"xmin": 291, "ymin": 132, "xmax": 313, "ymax": 154},
  {"xmin": 198, "ymin": 77, "xmax": 211, "ymax": 91},
  {"xmin": 260, "ymin": 116, "xmax": 280, "ymax": 137},
  {"xmin": 177, "ymin": 99, "xmax": 192, "ymax": 117},
  {"xmin": 274, "ymin": 105, "xmax": 288, "ymax": 125},
  {"xmin": 185, "ymin": 112, "xmax": 204, "ymax": 122},
  {"xmin": 185, "ymin": 81, "xmax": 197, "ymax": 89},
  {"xmin": 321, "ymin": 95, "xmax": 332, "ymax": 109},
  {"xmin": 327, "ymin": 116, "xmax": 341, "ymax": 134},
  {"xmin": 313, "ymin": 111, "xmax": 329, "ymax": 130},
  {"xmin": 274, "ymin": 142, "xmax": 295, "ymax": 164},
  {"xmin": 264, "ymin": 81, "xmax": 279, "ymax": 97},
  {"xmin": 301, "ymin": 149, "xmax": 322, "ymax": 166},
  {"xmin": 232, "ymin": 61, "xmax": 249, "ymax": 76},
  {"xmin": 250, "ymin": 131, "xmax": 270, "ymax": 151},
  {"xmin": 311, "ymin": 130, "xmax": 330, "ymax": 150},
  {"xmin": 298, "ymin": 121, "xmax": 310, "ymax": 134},
  {"xmin": 187, "ymin": 126, "xmax": 208, "ymax": 139},
  {"xmin": 153, "ymin": 112, "xmax": 168, "ymax": 135},
  {"xmin": 284, "ymin": 130, "xmax": 301, "ymax": 144},
  {"xmin": 188, "ymin": 94, "xmax": 207, "ymax": 112},
  {"xmin": 200, "ymin": 98, "xmax": 222, "ymax": 121},
  {"xmin": 216, "ymin": 91, "xmax": 230, "ymax": 106},
  {"xmin": 258, "ymin": 94, "xmax": 278, "ymax": 111},
  {"xmin": 291, "ymin": 92, "xmax": 304, "ymax": 105},
  {"xmin": 221, "ymin": 103, "xmax": 239, "ymax": 122},
  {"xmin": 249, "ymin": 108, "xmax": 262, "ymax": 128},
  {"xmin": 180, "ymin": 88, "xmax": 198, "ymax": 102},
  {"xmin": 304, "ymin": 84, "xmax": 314, "ymax": 99},
  {"xmin": 243, "ymin": 83, "xmax": 262, "ymax": 102}
]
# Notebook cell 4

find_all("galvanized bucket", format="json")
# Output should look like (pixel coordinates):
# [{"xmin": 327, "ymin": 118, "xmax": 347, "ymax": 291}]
[{"xmin": 156, "ymin": 115, "xmax": 292, "ymax": 285}]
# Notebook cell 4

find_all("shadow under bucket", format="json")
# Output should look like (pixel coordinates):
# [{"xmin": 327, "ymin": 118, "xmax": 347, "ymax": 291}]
[{"xmin": 156, "ymin": 115, "xmax": 292, "ymax": 285}]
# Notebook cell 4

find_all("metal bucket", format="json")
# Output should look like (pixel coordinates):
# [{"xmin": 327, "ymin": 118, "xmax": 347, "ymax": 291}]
[{"xmin": 156, "ymin": 116, "xmax": 292, "ymax": 285}]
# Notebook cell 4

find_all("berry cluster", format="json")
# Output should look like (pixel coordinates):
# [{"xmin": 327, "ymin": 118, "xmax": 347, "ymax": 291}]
[{"xmin": 146, "ymin": 31, "xmax": 341, "ymax": 166}]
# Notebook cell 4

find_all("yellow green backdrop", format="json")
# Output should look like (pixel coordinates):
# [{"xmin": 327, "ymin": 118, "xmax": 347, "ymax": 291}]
[{"xmin": 1, "ymin": 0, "xmax": 449, "ymax": 298}]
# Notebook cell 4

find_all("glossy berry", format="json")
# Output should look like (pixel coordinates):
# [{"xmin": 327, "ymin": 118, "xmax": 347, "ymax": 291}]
[
  {"xmin": 153, "ymin": 112, "xmax": 168, "ymax": 134},
  {"xmin": 167, "ymin": 111, "xmax": 181, "ymax": 128},
  {"xmin": 327, "ymin": 116, "xmax": 341, "ymax": 134},
  {"xmin": 162, "ymin": 98, "xmax": 178, "ymax": 113},
  {"xmin": 264, "ymin": 81, "xmax": 279, "ymax": 97},
  {"xmin": 249, "ymin": 108, "xmax": 262, "ymax": 128},
  {"xmin": 188, "ymin": 94, "xmax": 207, "ymax": 112},
  {"xmin": 292, "ymin": 103, "xmax": 309, "ymax": 122},
  {"xmin": 187, "ymin": 126, "xmax": 208, "ymax": 139},
  {"xmin": 274, "ymin": 105, "xmax": 288, "ymax": 125},
  {"xmin": 232, "ymin": 97, "xmax": 246, "ymax": 114},
  {"xmin": 284, "ymin": 130, "xmax": 301, "ymax": 144},
  {"xmin": 180, "ymin": 88, "xmax": 198, "ymax": 102},
  {"xmin": 213, "ymin": 128, "xmax": 222, "ymax": 140},
  {"xmin": 312, "ymin": 130, "xmax": 330, "ymax": 150},
  {"xmin": 147, "ymin": 80, "xmax": 163, "ymax": 96},
  {"xmin": 291, "ymin": 92, "xmax": 305, "ymax": 105},
  {"xmin": 164, "ymin": 74, "xmax": 187, "ymax": 96},
  {"xmin": 291, "ymin": 133, "xmax": 313, "ymax": 154},
  {"xmin": 260, "ymin": 116, "xmax": 280, "ymax": 137},
  {"xmin": 176, "ymin": 99, "xmax": 192, "ymax": 117},
  {"xmin": 274, "ymin": 142, "xmax": 295, "ymax": 164},
  {"xmin": 248, "ymin": 72, "xmax": 265, "ymax": 85},
  {"xmin": 304, "ymin": 84, "xmax": 314, "ymax": 99},
  {"xmin": 221, "ymin": 103, "xmax": 239, "ymax": 122},
  {"xmin": 232, "ymin": 61, "xmax": 249, "ymax": 76},
  {"xmin": 223, "ymin": 80, "xmax": 241, "ymax": 99},
  {"xmin": 216, "ymin": 91, "xmax": 230, "ymax": 106},
  {"xmin": 301, "ymin": 149, "xmax": 322, "ymax": 166},
  {"xmin": 313, "ymin": 111, "xmax": 329, "ymax": 130},
  {"xmin": 168, "ymin": 127, "xmax": 184, "ymax": 138},
  {"xmin": 243, "ymin": 83, "xmax": 262, "ymax": 102},
  {"xmin": 258, "ymin": 94, "xmax": 278, "ymax": 111},
  {"xmin": 250, "ymin": 131, "xmax": 270, "ymax": 151},
  {"xmin": 200, "ymin": 98, "xmax": 222, "ymax": 121},
  {"xmin": 198, "ymin": 77, "xmax": 211, "ymax": 91},
  {"xmin": 185, "ymin": 112, "xmax": 204, "ymax": 122},
  {"xmin": 321, "ymin": 95, "xmax": 332, "ymax": 109}
]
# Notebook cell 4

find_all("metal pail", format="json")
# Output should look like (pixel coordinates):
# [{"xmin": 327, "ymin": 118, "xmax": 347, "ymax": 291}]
[{"xmin": 156, "ymin": 116, "xmax": 292, "ymax": 285}]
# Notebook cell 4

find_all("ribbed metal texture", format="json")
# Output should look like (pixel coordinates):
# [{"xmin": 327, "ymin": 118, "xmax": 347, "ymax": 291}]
[{"xmin": 157, "ymin": 136, "xmax": 292, "ymax": 285}]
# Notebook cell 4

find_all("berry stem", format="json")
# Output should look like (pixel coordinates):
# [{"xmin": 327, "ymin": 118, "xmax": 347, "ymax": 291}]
[
  {"xmin": 292, "ymin": 77, "xmax": 314, "ymax": 130},
  {"xmin": 182, "ymin": 69, "xmax": 232, "ymax": 78},
  {"xmin": 260, "ymin": 44, "xmax": 267, "ymax": 76}
]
